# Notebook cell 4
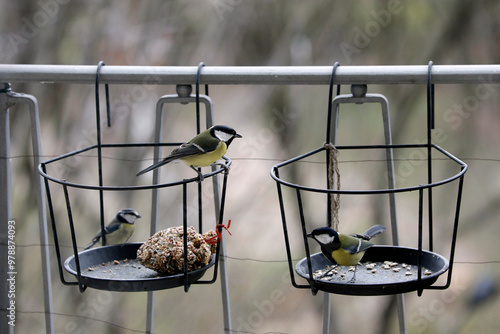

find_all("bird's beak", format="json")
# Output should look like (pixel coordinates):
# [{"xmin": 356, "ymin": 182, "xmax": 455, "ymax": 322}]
[
  {"xmin": 235, "ymin": 133, "xmax": 242, "ymax": 138},
  {"xmin": 306, "ymin": 233, "xmax": 312, "ymax": 238}
]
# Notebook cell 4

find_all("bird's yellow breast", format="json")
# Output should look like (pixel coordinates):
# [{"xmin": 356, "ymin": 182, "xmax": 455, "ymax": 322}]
[
  {"xmin": 331, "ymin": 249, "xmax": 366, "ymax": 266},
  {"xmin": 182, "ymin": 142, "xmax": 227, "ymax": 167},
  {"xmin": 102, "ymin": 223, "xmax": 135, "ymax": 246}
]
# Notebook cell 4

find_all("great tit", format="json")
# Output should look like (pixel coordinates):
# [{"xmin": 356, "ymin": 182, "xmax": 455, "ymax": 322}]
[
  {"xmin": 84, "ymin": 208, "xmax": 141, "ymax": 250},
  {"xmin": 307, "ymin": 224, "xmax": 386, "ymax": 281},
  {"xmin": 136, "ymin": 125, "xmax": 242, "ymax": 181}
]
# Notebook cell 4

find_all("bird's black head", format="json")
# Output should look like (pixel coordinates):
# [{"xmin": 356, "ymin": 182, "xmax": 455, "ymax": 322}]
[
  {"xmin": 210, "ymin": 125, "xmax": 242, "ymax": 146},
  {"xmin": 116, "ymin": 208, "xmax": 141, "ymax": 224},
  {"xmin": 307, "ymin": 227, "xmax": 341, "ymax": 250}
]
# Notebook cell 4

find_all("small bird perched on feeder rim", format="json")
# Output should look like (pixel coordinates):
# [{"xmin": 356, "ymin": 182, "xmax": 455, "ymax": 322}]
[{"xmin": 136, "ymin": 125, "xmax": 242, "ymax": 181}]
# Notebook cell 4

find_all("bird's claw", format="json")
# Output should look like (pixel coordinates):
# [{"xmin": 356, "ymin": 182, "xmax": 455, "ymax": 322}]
[{"xmin": 211, "ymin": 162, "xmax": 230, "ymax": 174}]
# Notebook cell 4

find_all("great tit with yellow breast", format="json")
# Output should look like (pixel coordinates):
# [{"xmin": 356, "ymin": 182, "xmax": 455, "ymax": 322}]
[
  {"xmin": 307, "ymin": 224, "xmax": 386, "ymax": 282},
  {"xmin": 84, "ymin": 208, "xmax": 141, "ymax": 250},
  {"xmin": 136, "ymin": 125, "xmax": 242, "ymax": 181}
]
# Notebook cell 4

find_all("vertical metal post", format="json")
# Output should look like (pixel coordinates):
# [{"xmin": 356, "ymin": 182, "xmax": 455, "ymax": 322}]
[
  {"xmin": 207, "ymin": 118, "xmax": 233, "ymax": 334},
  {"xmin": 0, "ymin": 85, "xmax": 14, "ymax": 334},
  {"xmin": 145, "ymin": 94, "xmax": 166, "ymax": 334},
  {"xmin": 145, "ymin": 91, "xmax": 231, "ymax": 333},
  {"xmin": 329, "ymin": 87, "xmax": 406, "ymax": 333},
  {"xmin": 321, "ymin": 293, "xmax": 331, "ymax": 334},
  {"xmin": 0, "ymin": 86, "xmax": 54, "ymax": 333},
  {"xmin": 379, "ymin": 94, "xmax": 406, "ymax": 334}
]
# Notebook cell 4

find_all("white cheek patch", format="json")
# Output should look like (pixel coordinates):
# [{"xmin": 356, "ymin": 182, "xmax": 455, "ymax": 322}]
[
  {"xmin": 315, "ymin": 234, "xmax": 335, "ymax": 245},
  {"xmin": 214, "ymin": 130, "xmax": 234, "ymax": 142},
  {"xmin": 123, "ymin": 214, "xmax": 137, "ymax": 224}
]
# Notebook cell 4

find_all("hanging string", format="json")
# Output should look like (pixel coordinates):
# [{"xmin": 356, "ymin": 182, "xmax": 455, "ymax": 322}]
[{"xmin": 325, "ymin": 142, "xmax": 340, "ymax": 230}]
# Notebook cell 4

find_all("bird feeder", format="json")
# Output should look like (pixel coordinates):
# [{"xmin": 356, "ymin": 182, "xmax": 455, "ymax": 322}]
[
  {"xmin": 271, "ymin": 62, "xmax": 467, "ymax": 296},
  {"xmin": 38, "ymin": 62, "xmax": 232, "ymax": 292}
]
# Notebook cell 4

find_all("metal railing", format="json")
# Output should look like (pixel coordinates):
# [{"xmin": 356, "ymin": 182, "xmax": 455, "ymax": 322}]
[
  {"xmin": 1, "ymin": 64, "xmax": 500, "ymax": 85},
  {"xmin": 1, "ymin": 64, "xmax": 499, "ymax": 334}
]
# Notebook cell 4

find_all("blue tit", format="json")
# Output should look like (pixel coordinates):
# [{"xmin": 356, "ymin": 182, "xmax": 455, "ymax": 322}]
[
  {"xmin": 307, "ymin": 224, "xmax": 386, "ymax": 281},
  {"xmin": 84, "ymin": 208, "xmax": 141, "ymax": 250},
  {"xmin": 136, "ymin": 125, "xmax": 241, "ymax": 181}
]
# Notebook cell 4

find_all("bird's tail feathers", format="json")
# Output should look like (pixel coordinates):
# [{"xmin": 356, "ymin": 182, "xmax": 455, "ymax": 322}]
[
  {"xmin": 355, "ymin": 224, "xmax": 386, "ymax": 240},
  {"xmin": 136, "ymin": 158, "xmax": 173, "ymax": 176},
  {"xmin": 84, "ymin": 237, "xmax": 99, "ymax": 250}
]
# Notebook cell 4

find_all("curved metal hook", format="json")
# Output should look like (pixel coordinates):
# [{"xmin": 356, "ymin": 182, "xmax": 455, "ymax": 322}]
[
  {"xmin": 95, "ymin": 61, "xmax": 111, "ymax": 127},
  {"xmin": 427, "ymin": 61, "xmax": 435, "ymax": 131},
  {"xmin": 196, "ymin": 62, "xmax": 206, "ymax": 134},
  {"xmin": 326, "ymin": 62, "xmax": 340, "ymax": 143}
]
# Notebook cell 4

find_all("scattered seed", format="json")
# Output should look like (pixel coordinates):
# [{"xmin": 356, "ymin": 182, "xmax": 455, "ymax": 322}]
[
  {"xmin": 423, "ymin": 269, "xmax": 432, "ymax": 276},
  {"xmin": 365, "ymin": 263, "xmax": 376, "ymax": 270},
  {"xmin": 405, "ymin": 271, "xmax": 412, "ymax": 276},
  {"xmin": 392, "ymin": 267, "xmax": 401, "ymax": 272},
  {"xmin": 113, "ymin": 260, "xmax": 120, "ymax": 265}
]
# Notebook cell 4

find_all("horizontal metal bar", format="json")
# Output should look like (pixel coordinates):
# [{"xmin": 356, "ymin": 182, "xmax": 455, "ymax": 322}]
[{"xmin": 1, "ymin": 64, "xmax": 500, "ymax": 85}]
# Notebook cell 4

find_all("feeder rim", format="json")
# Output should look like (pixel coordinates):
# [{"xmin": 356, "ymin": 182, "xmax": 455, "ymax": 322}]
[
  {"xmin": 38, "ymin": 143, "xmax": 232, "ymax": 191},
  {"xmin": 271, "ymin": 143, "xmax": 467, "ymax": 195}
]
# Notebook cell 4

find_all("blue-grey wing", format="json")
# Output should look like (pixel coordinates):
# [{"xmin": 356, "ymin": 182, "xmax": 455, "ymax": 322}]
[
  {"xmin": 84, "ymin": 221, "xmax": 121, "ymax": 250},
  {"xmin": 344, "ymin": 240, "xmax": 373, "ymax": 254},
  {"xmin": 104, "ymin": 221, "xmax": 121, "ymax": 234}
]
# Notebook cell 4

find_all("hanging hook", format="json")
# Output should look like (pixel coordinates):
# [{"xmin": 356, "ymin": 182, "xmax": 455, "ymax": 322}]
[
  {"xmin": 195, "ymin": 62, "xmax": 206, "ymax": 134},
  {"xmin": 427, "ymin": 61, "xmax": 435, "ymax": 131},
  {"xmin": 95, "ymin": 61, "xmax": 111, "ymax": 127},
  {"xmin": 326, "ymin": 62, "xmax": 340, "ymax": 143}
]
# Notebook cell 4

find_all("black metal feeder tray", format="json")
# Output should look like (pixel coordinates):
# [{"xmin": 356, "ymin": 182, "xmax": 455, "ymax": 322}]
[
  {"xmin": 272, "ymin": 63, "xmax": 467, "ymax": 296},
  {"xmin": 38, "ymin": 62, "xmax": 232, "ymax": 293},
  {"xmin": 295, "ymin": 246, "xmax": 449, "ymax": 296},
  {"xmin": 39, "ymin": 147, "xmax": 230, "ymax": 292},
  {"xmin": 64, "ymin": 243, "xmax": 216, "ymax": 292},
  {"xmin": 272, "ymin": 143, "xmax": 466, "ymax": 296}
]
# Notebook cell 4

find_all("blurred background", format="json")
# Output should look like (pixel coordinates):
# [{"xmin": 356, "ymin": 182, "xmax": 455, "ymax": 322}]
[{"xmin": 1, "ymin": 1, "xmax": 500, "ymax": 333}]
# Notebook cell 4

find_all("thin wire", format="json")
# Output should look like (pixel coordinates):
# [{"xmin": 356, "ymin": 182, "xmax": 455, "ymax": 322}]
[
  {"xmin": 3, "ymin": 152, "xmax": 500, "ymax": 164},
  {"xmin": 17, "ymin": 309, "xmax": 290, "ymax": 334},
  {"xmin": 16, "ymin": 310, "xmax": 154, "ymax": 333},
  {"xmin": 8, "ymin": 243, "xmax": 500, "ymax": 265}
]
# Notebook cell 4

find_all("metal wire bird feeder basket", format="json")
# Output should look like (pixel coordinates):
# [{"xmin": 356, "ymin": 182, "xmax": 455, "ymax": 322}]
[
  {"xmin": 271, "ymin": 62, "xmax": 467, "ymax": 296},
  {"xmin": 38, "ymin": 62, "xmax": 232, "ymax": 292}
]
